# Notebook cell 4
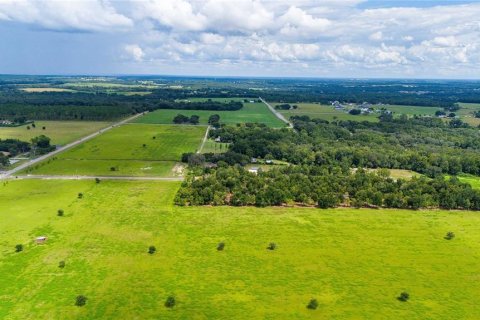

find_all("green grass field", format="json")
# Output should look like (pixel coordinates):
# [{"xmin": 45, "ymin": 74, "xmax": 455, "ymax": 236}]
[
  {"xmin": 455, "ymin": 174, "xmax": 480, "ymax": 190},
  {"xmin": 457, "ymin": 103, "xmax": 480, "ymax": 126},
  {"xmin": 1, "ymin": 179, "xmax": 480, "ymax": 319},
  {"xmin": 275, "ymin": 103, "xmax": 445, "ymax": 123},
  {"xmin": 200, "ymin": 139, "xmax": 230, "ymax": 154},
  {"xmin": 275, "ymin": 103, "xmax": 380, "ymax": 122},
  {"xmin": 0, "ymin": 121, "xmax": 111, "ymax": 145},
  {"xmin": 135, "ymin": 99, "xmax": 286, "ymax": 128},
  {"xmin": 24, "ymin": 124, "xmax": 205, "ymax": 177},
  {"xmin": 382, "ymin": 104, "xmax": 442, "ymax": 116}
]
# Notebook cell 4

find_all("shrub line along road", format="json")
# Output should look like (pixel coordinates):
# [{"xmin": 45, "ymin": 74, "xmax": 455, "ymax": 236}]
[
  {"xmin": 259, "ymin": 97, "xmax": 293, "ymax": 128},
  {"xmin": 0, "ymin": 112, "xmax": 147, "ymax": 180}
]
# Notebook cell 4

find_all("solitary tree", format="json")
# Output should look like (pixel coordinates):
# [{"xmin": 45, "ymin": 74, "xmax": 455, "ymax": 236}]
[
  {"xmin": 267, "ymin": 242, "xmax": 277, "ymax": 250},
  {"xmin": 445, "ymin": 232, "xmax": 455, "ymax": 240},
  {"xmin": 75, "ymin": 295, "xmax": 87, "ymax": 306},
  {"xmin": 95, "ymin": 178, "xmax": 101, "ymax": 184},
  {"xmin": 57, "ymin": 209, "xmax": 64, "ymax": 216},
  {"xmin": 59, "ymin": 260, "xmax": 66, "ymax": 268},
  {"xmin": 397, "ymin": 292, "xmax": 410, "ymax": 302},
  {"xmin": 165, "ymin": 296, "xmax": 176, "ymax": 308},
  {"xmin": 217, "ymin": 242, "xmax": 225, "ymax": 251},
  {"xmin": 78, "ymin": 193, "xmax": 83, "ymax": 199},
  {"xmin": 148, "ymin": 245, "xmax": 156, "ymax": 254},
  {"xmin": 307, "ymin": 299, "xmax": 318, "ymax": 310},
  {"xmin": 15, "ymin": 244, "xmax": 23, "ymax": 252}
]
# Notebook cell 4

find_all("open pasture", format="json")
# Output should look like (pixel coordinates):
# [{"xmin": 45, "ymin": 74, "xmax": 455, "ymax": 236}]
[
  {"xmin": 0, "ymin": 121, "xmax": 111, "ymax": 145},
  {"xmin": 135, "ymin": 98, "xmax": 286, "ymax": 127},
  {"xmin": 1, "ymin": 179, "xmax": 480, "ymax": 319},
  {"xmin": 24, "ymin": 124, "xmax": 205, "ymax": 177},
  {"xmin": 275, "ymin": 103, "xmax": 380, "ymax": 122},
  {"xmin": 20, "ymin": 87, "xmax": 77, "ymax": 93}
]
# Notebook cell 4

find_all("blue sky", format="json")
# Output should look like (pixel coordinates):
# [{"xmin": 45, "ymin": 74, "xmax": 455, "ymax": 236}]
[{"xmin": 0, "ymin": 0, "xmax": 479, "ymax": 78}]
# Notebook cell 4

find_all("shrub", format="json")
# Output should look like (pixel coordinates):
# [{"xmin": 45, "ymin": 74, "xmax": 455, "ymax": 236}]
[
  {"xmin": 397, "ymin": 292, "xmax": 410, "ymax": 302},
  {"xmin": 148, "ymin": 245, "xmax": 156, "ymax": 254},
  {"xmin": 307, "ymin": 298, "xmax": 318, "ymax": 310},
  {"xmin": 165, "ymin": 296, "xmax": 176, "ymax": 308},
  {"xmin": 445, "ymin": 231, "xmax": 455, "ymax": 240},
  {"xmin": 75, "ymin": 295, "xmax": 87, "ymax": 306},
  {"xmin": 58, "ymin": 260, "xmax": 65, "ymax": 268},
  {"xmin": 217, "ymin": 242, "xmax": 225, "ymax": 251},
  {"xmin": 110, "ymin": 167, "xmax": 116, "ymax": 171},
  {"xmin": 15, "ymin": 244, "xmax": 23, "ymax": 252},
  {"xmin": 78, "ymin": 193, "xmax": 83, "ymax": 199},
  {"xmin": 142, "ymin": 144, "xmax": 147, "ymax": 147},
  {"xmin": 95, "ymin": 178, "xmax": 101, "ymax": 184},
  {"xmin": 267, "ymin": 242, "xmax": 276, "ymax": 250},
  {"xmin": 57, "ymin": 209, "xmax": 64, "ymax": 216}
]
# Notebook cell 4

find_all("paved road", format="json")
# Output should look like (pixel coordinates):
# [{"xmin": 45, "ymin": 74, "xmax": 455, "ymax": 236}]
[
  {"xmin": 0, "ymin": 112, "xmax": 146, "ymax": 180},
  {"xmin": 9, "ymin": 175, "xmax": 183, "ymax": 181},
  {"xmin": 259, "ymin": 97, "xmax": 293, "ymax": 128}
]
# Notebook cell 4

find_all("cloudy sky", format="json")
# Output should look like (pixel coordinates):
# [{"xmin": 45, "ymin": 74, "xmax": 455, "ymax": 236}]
[{"xmin": 0, "ymin": 0, "xmax": 479, "ymax": 78}]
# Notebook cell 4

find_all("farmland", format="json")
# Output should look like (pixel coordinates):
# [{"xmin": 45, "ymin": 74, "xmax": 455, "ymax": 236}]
[
  {"xmin": 0, "ymin": 121, "xmax": 111, "ymax": 145},
  {"xmin": 24, "ymin": 124, "xmax": 205, "ymax": 177},
  {"xmin": 1, "ymin": 179, "xmax": 480, "ymax": 319},
  {"xmin": 275, "ymin": 103, "xmax": 380, "ymax": 122},
  {"xmin": 135, "ymin": 99, "xmax": 286, "ymax": 127}
]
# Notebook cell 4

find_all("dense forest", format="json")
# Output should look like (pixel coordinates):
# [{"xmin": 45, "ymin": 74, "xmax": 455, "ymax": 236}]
[
  {"xmin": 204, "ymin": 116, "xmax": 480, "ymax": 177},
  {"xmin": 175, "ymin": 165, "xmax": 480, "ymax": 210},
  {"xmin": 0, "ymin": 89, "xmax": 243, "ymax": 121},
  {"xmin": 176, "ymin": 115, "xmax": 480, "ymax": 210}
]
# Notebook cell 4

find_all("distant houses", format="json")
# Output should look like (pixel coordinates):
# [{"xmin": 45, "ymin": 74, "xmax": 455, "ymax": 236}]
[{"xmin": 0, "ymin": 120, "xmax": 13, "ymax": 126}]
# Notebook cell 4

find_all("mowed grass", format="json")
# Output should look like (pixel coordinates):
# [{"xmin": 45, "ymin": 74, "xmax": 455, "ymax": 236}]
[
  {"xmin": 1, "ymin": 179, "xmax": 480, "ymax": 319},
  {"xmin": 0, "ymin": 121, "xmax": 111, "ymax": 145},
  {"xmin": 25, "ymin": 124, "xmax": 205, "ymax": 177},
  {"xmin": 275, "ymin": 103, "xmax": 380, "ymax": 122},
  {"xmin": 135, "ymin": 99, "xmax": 286, "ymax": 128},
  {"xmin": 457, "ymin": 103, "xmax": 480, "ymax": 126},
  {"xmin": 456, "ymin": 174, "xmax": 480, "ymax": 190},
  {"xmin": 200, "ymin": 139, "xmax": 230, "ymax": 154}
]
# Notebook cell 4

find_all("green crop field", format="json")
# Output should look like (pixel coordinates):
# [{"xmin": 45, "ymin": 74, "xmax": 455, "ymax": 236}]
[
  {"xmin": 24, "ymin": 124, "xmax": 205, "ymax": 177},
  {"xmin": 0, "ymin": 121, "xmax": 111, "ymax": 145},
  {"xmin": 134, "ymin": 99, "xmax": 286, "ymax": 128},
  {"xmin": 1, "ymin": 179, "xmax": 480, "ymax": 319}
]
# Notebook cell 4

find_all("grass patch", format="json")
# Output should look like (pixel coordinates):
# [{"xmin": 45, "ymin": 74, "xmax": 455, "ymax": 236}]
[
  {"xmin": 275, "ymin": 103, "xmax": 380, "ymax": 123},
  {"xmin": 200, "ymin": 139, "xmax": 230, "ymax": 154},
  {"xmin": 20, "ymin": 88, "xmax": 77, "ymax": 93},
  {"xmin": 24, "ymin": 124, "xmax": 205, "ymax": 176},
  {"xmin": 1, "ymin": 179, "xmax": 480, "ymax": 319},
  {"xmin": 135, "ymin": 98, "xmax": 285, "ymax": 128},
  {"xmin": 0, "ymin": 121, "xmax": 111, "ymax": 145}
]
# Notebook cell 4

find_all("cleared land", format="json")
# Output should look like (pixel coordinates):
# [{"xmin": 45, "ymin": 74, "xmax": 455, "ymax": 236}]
[
  {"xmin": 200, "ymin": 139, "xmax": 230, "ymax": 154},
  {"xmin": 24, "ymin": 124, "xmax": 205, "ymax": 177},
  {"xmin": 457, "ymin": 103, "xmax": 480, "ymax": 126},
  {"xmin": 20, "ymin": 88, "xmax": 77, "ymax": 93},
  {"xmin": 0, "ymin": 121, "xmax": 111, "ymax": 145},
  {"xmin": 275, "ymin": 103, "xmax": 445, "ymax": 123},
  {"xmin": 135, "ymin": 98, "xmax": 286, "ymax": 128},
  {"xmin": 275, "ymin": 103, "xmax": 380, "ymax": 122},
  {"xmin": 1, "ymin": 179, "xmax": 480, "ymax": 319}
]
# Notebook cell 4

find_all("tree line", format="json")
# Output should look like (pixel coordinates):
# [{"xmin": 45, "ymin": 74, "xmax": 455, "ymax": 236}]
[{"xmin": 175, "ymin": 165, "xmax": 480, "ymax": 210}]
